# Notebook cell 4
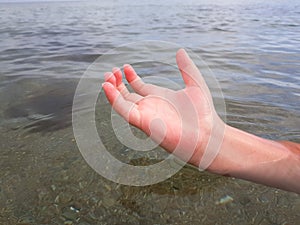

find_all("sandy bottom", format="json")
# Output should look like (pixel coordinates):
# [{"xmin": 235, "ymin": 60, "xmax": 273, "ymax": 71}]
[{"xmin": 1, "ymin": 121, "xmax": 300, "ymax": 225}]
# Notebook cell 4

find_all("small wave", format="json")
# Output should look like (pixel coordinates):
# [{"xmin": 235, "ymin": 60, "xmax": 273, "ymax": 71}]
[{"xmin": 41, "ymin": 53, "xmax": 100, "ymax": 63}]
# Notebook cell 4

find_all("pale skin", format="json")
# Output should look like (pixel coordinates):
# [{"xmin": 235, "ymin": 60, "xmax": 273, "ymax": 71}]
[{"xmin": 102, "ymin": 49, "xmax": 300, "ymax": 194}]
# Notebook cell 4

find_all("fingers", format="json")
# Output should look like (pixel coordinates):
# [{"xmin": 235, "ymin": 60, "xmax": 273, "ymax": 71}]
[
  {"xmin": 102, "ymin": 82, "xmax": 140, "ymax": 127},
  {"xmin": 176, "ymin": 49, "xmax": 210, "ymax": 95},
  {"xmin": 105, "ymin": 69, "xmax": 143, "ymax": 103},
  {"xmin": 104, "ymin": 72, "xmax": 116, "ymax": 87},
  {"xmin": 112, "ymin": 67, "xmax": 123, "ymax": 87},
  {"xmin": 123, "ymin": 64, "xmax": 172, "ymax": 96}
]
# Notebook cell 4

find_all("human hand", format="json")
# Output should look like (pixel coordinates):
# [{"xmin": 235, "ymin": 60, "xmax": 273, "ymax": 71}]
[
  {"xmin": 102, "ymin": 49, "xmax": 226, "ymax": 171},
  {"xmin": 102, "ymin": 48, "xmax": 300, "ymax": 193}
]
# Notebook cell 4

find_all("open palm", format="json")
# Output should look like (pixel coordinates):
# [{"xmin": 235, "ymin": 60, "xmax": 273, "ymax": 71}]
[{"xmin": 102, "ymin": 49, "xmax": 225, "ymax": 168}]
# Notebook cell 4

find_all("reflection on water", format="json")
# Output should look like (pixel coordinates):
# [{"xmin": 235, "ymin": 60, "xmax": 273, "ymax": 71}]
[{"xmin": 0, "ymin": 0, "xmax": 299, "ymax": 224}]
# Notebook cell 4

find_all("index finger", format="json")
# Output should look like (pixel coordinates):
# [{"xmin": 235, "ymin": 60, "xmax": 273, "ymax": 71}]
[{"xmin": 102, "ymin": 82, "xmax": 141, "ymax": 127}]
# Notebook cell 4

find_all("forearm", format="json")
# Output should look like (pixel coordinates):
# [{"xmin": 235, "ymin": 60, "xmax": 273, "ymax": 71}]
[{"xmin": 208, "ymin": 125, "xmax": 300, "ymax": 194}]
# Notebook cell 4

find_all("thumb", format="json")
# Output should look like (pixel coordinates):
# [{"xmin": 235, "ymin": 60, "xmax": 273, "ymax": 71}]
[{"xmin": 176, "ymin": 49, "xmax": 211, "ymax": 96}]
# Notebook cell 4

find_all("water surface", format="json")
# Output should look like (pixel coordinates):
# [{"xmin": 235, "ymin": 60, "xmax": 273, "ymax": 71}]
[{"xmin": 0, "ymin": 0, "xmax": 299, "ymax": 224}]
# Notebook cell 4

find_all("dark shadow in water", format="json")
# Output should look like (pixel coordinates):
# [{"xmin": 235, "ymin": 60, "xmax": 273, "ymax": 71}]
[{"xmin": 4, "ymin": 80, "xmax": 77, "ymax": 134}]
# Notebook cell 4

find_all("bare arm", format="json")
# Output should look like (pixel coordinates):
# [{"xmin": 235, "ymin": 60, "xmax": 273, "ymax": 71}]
[
  {"xmin": 214, "ymin": 125, "xmax": 300, "ymax": 194},
  {"xmin": 102, "ymin": 49, "xmax": 300, "ymax": 194}
]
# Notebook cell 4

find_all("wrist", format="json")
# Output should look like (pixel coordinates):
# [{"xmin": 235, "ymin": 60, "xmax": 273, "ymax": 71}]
[{"xmin": 204, "ymin": 124, "xmax": 241, "ymax": 174}]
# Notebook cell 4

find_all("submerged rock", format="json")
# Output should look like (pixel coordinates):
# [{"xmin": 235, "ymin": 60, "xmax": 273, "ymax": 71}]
[{"xmin": 215, "ymin": 195, "xmax": 234, "ymax": 205}]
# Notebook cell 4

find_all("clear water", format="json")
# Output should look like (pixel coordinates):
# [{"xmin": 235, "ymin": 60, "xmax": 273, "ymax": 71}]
[{"xmin": 0, "ymin": 0, "xmax": 299, "ymax": 224}]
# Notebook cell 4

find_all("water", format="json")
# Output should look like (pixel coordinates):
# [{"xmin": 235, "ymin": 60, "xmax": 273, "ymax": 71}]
[{"xmin": 0, "ymin": 0, "xmax": 299, "ymax": 224}]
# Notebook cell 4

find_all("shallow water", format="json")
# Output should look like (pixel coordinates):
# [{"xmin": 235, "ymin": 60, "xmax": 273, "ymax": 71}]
[{"xmin": 0, "ymin": 0, "xmax": 299, "ymax": 224}]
